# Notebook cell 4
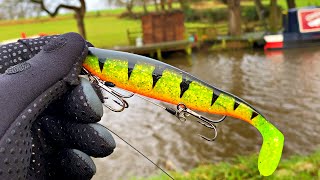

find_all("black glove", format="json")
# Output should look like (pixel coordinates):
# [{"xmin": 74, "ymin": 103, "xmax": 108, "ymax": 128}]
[{"xmin": 0, "ymin": 33, "xmax": 116, "ymax": 180}]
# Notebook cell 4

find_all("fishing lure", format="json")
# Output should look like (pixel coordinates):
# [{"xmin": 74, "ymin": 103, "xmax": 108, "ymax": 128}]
[{"xmin": 83, "ymin": 47, "xmax": 284, "ymax": 176}]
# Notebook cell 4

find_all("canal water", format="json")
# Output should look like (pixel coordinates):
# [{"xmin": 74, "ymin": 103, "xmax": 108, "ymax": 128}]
[{"xmin": 93, "ymin": 48, "xmax": 320, "ymax": 180}]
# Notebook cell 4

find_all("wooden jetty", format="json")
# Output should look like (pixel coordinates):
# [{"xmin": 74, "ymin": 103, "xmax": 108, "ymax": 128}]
[{"xmin": 210, "ymin": 31, "xmax": 265, "ymax": 50}]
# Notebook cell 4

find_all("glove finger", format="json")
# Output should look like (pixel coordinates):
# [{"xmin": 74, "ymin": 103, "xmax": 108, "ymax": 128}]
[
  {"xmin": 29, "ymin": 122, "xmax": 96, "ymax": 179},
  {"xmin": 0, "ymin": 35, "xmax": 59, "ymax": 74},
  {"xmin": 0, "ymin": 32, "xmax": 88, "ymax": 138},
  {"xmin": 63, "ymin": 77, "xmax": 104, "ymax": 123},
  {"xmin": 38, "ymin": 115, "xmax": 116, "ymax": 157},
  {"xmin": 49, "ymin": 149, "xmax": 96, "ymax": 180},
  {"xmin": 28, "ymin": 120, "xmax": 53, "ymax": 179}
]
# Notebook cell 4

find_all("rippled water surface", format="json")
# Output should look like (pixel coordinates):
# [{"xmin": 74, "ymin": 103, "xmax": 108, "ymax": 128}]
[{"xmin": 93, "ymin": 48, "xmax": 320, "ymax": 180}]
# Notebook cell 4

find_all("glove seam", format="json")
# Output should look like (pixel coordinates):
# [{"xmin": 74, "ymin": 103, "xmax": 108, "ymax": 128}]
[{"xmin": 63, "ymin": 42, "xmax": 88, "ymax": 86}]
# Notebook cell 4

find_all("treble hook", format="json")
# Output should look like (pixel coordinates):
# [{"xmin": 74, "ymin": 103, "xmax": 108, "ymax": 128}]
[
  {"xmin": 176, "ymin": 103, "xmax": 226, "ymax": 141},
  {"xmin": 83, "ymin": 68, "xmax": 134, "ymax": 112}
]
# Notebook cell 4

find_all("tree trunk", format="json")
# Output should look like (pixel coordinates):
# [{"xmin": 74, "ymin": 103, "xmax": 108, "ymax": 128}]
[
  {"xmin": 254, "ymin": 0, "xmax": 265, "ymax": 21},
  {"xmin": 178, "ymin": 0, "xmax": 190, "ymax": 11},
  {"xmin": 142, "ymin": 0, "xmax": 148, "ymax": 13},
  {"xmin": 254, "ymin": 0, "xmax": 267, "ymax": 29},
  {"xmin": 75, "ymin": 11, "xmax": 86, "ymax": 39},
  {"xmin": 168, "ymin": 0, "xmax": 173, "ymax": 10},
  {"xmin": 126, "ymin": 0, "xmax": 134, "ymax": 16},
  {"xmin": 160, "ymin": 0, "xmax": 166, "ymax": 11},
  {"xmin": 77, "ymin": 0, "xmax": 86, "ymax": 39},
  {"xmin": 30, "ymin": 0, "xmax": 87, "ymax": 39},
  {"xmin": 153, "ymin": 0, "xmax": 159, "ymax": 12},
  {"xmin": 286, "ymin": 0, "xmax": 296, "ymax": 9},
  {"xmin": 227, "ymin": 0, "xmax": 241, "ymax": 36},
  {"xmin": 269, "ymin": 0, "xmax": 280, "ymax": 33}
]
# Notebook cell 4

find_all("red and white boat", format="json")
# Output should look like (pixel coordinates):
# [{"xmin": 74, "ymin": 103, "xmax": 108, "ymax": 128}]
[{"xmin": 264, "ymin": 7, "xmax": 320, "ymax": 50}]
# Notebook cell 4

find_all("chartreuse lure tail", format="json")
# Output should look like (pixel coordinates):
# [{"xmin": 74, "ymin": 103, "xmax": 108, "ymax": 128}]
[{"xmin": 83, "ymin": 47, "xmax": 284, "ymax": 176}]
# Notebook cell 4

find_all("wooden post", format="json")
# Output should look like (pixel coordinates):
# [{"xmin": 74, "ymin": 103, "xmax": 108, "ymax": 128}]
[
  {"xmin": 222, "ymin": 39, "xmax": 227, "ymax": 49},
  {"xmin": 156, "ymin": 48, "xmax": 163, "ymax": 60},
  {"xmin": 185, "ymin": 45, "xmax": 192, "ymax": 55}
]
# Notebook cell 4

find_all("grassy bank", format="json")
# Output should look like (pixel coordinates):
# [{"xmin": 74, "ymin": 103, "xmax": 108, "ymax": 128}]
[
  {"xmin": 133, "ymin": 150, "xmax": 320, "ymax": 180},
  {"xmin": 0, "ymin": 13, "xmax": 207, "ymax": 48},
  {"xmin": 0, "ymin": 15, "xmax": 141, "ymax": 48}
]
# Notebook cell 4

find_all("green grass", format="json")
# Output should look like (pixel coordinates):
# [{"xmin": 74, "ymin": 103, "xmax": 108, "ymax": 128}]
[
  {"xmin": 85, "ymin": 16, "xmax": 140, "ymax": 47},
  {"xmin": 276, "ymin": 0, "xmax": 320, "ymax": 9},
  {"xmin": 133, "ymin": 149, "xmax": 320, "ymax": 180},
  {"xmin": 0, "ymin": 16, "xmax": 141, "ymax": 48},
  {"xmin": 259, "ymin": 0, "xmax": 319, "ymax": 9},
  {"xmin": 0, "ymin": 13, "xmax": 207, "ymax": 48}
]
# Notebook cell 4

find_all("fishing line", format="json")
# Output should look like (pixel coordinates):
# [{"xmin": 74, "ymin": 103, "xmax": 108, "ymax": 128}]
[{"xmin": 105, "ymin": 127, "xmax": 174, "ymax": 180}]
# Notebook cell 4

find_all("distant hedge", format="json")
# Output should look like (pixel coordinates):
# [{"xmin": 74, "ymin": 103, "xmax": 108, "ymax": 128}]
[
  {"xmin": 121, "ymin": 5, "xmax": 281, "ymax": 23},
  {"xmin": 184, "ymin": 5, "xmax": 276, "ymax": 23}
]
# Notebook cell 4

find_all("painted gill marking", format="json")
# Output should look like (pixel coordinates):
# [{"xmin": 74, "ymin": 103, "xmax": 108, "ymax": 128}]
[
  {"xmin": 251, "ymin": 111, "xmax": 259, "ymax": 120},
  {"xmin": 211, "ymin": 92, "xmax": 220, "ymax": 106},
  {"xmin": 128, "ymin": 61, "xmax": 137, "ymax": 80},
  {"xmin": 98, "ymin": 58, "xmax": 105, "ymax": 72},
  {"xmin": 233, "ymin": 102, "xmax": 240, "ymax": 110},
  {"xmin": 179, "ymin": 77, "xmax": 192, "ymax": 98},
  {"xmin": 151, "ymin": 67, "xmax": 165, "ymax": 88}
]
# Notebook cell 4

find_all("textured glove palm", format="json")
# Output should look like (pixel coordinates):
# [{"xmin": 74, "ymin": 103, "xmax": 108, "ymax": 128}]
[{"xmin": 0, "ymin": 33, "xmax": 116, "ymax": 180}]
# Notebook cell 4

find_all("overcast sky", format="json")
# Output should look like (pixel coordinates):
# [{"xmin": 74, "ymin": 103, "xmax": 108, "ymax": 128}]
[{"xmin": 86, "ymin": 0, "xmax": 117, "ymax": 11}]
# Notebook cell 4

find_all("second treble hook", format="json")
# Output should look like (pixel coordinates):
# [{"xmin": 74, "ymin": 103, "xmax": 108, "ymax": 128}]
[{"xmin": 176, "ymin": 103, "xmax": 226, "ymax": 141}]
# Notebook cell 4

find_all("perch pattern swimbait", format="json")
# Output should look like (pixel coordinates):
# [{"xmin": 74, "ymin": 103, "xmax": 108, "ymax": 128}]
[{"xmin": 83, "ymin": 47, "xmax": 284, "ymax": 176}]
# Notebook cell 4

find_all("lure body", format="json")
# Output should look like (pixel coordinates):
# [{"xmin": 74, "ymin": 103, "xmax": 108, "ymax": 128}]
[{"xmin": 83, "ymin": 47, "xmax": 284, "ymax": 176}]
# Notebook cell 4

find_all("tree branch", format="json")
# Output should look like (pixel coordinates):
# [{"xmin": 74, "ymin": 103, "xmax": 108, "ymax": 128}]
[{"xmin": 30, "ymin": 0, "xmax": 81, "ymax": 17}]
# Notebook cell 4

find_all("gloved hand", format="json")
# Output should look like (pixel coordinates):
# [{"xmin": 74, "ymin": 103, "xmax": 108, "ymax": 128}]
[{"xmin": 0, "ymin": 33, "xmax": 116, "ymax": 180}]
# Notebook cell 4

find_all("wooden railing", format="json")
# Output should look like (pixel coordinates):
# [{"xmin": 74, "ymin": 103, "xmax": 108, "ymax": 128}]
[
  {"xmin": 126, "ymin": 28, "xmax": 142, "ymax": 45},
  {"xmin": 126, "ymin": 21, "xmax": 264, "ymax": 45}
]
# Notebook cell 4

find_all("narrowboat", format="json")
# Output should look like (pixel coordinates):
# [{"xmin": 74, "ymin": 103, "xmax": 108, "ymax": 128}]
[{"xmin": 264, "ymin": 7, "xmax": 320, "ymax": 50}]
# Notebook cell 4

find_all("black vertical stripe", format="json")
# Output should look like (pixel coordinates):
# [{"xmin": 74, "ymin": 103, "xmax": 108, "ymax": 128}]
[
  {"xmin": 233, "ymin": 102, "xmax": 240, "ymax": 110},
  {"xmin": 98, "ymin": 58, "xmax": 105, "ymax": 72},
  {"xmin": 128, "ymin": 61, "xmax": 136, "ymax": 80},
  {"xmin": 211, "ymin": 92, "xmax": 220, "ymax": 106},
  {"xmin": 151, "ymin": 68, "xmax": 165, "ymax": 88},
  {"xmin": 251, "ymin": 111, "xmax": 259, "ymax": 120},
  {"xmin": 128, "ymin": 68, "xmax": 133, "ymax": 80},
  {"xmin": 179, "ymin": 78, "xmax": 192, "ymax": 98}
]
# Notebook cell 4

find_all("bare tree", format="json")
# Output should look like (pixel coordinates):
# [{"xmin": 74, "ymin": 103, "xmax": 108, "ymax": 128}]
[
  {"xmin": 269, "ymin": 0, "xmax": 280, "ymax": 33},
  {"xmin": 125, "ymin": 0, "xmax": 135, "ymax": 15},
  {"xmin": 254, "ymin": 0, "xmax": 265, "ymax": 21},
  {"xmin": 0, "ymin": 0, "xmax": 40, "ymax": 19},
  {"xmin": 227, "ymin": 0, "xmax": 241, "ymax": 36},
  {"xmin": 153, "ymin": 0, "xmax": 159, "ymax": 11},
  {"xmin": 160, "ymin": 0, "xmax": 166, "ymax": 11},
  {"xmin": 142, "ymin": 0, "xmax": 148, "ymax": 13},
  {"xmin": 107, "ymin": 0, "xmax": 136, "ymax": 15},
  {"xmin": 30, "ymin": 0, "xmax": 87, "ymax": 39},
  {"xmin": 254, "ymin": 0, "xmax": 267, "ymax": 29},
  {"xmin": 286, "ymin": 0, "xmax": 296, "ymax": 9},
  {"xmin": 178, "ymin": 0, "xmax": 190, "ymax": 11},
  {"xmin": 167, "ymin": 0, "xmax": 173, "ymax": 10}
]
